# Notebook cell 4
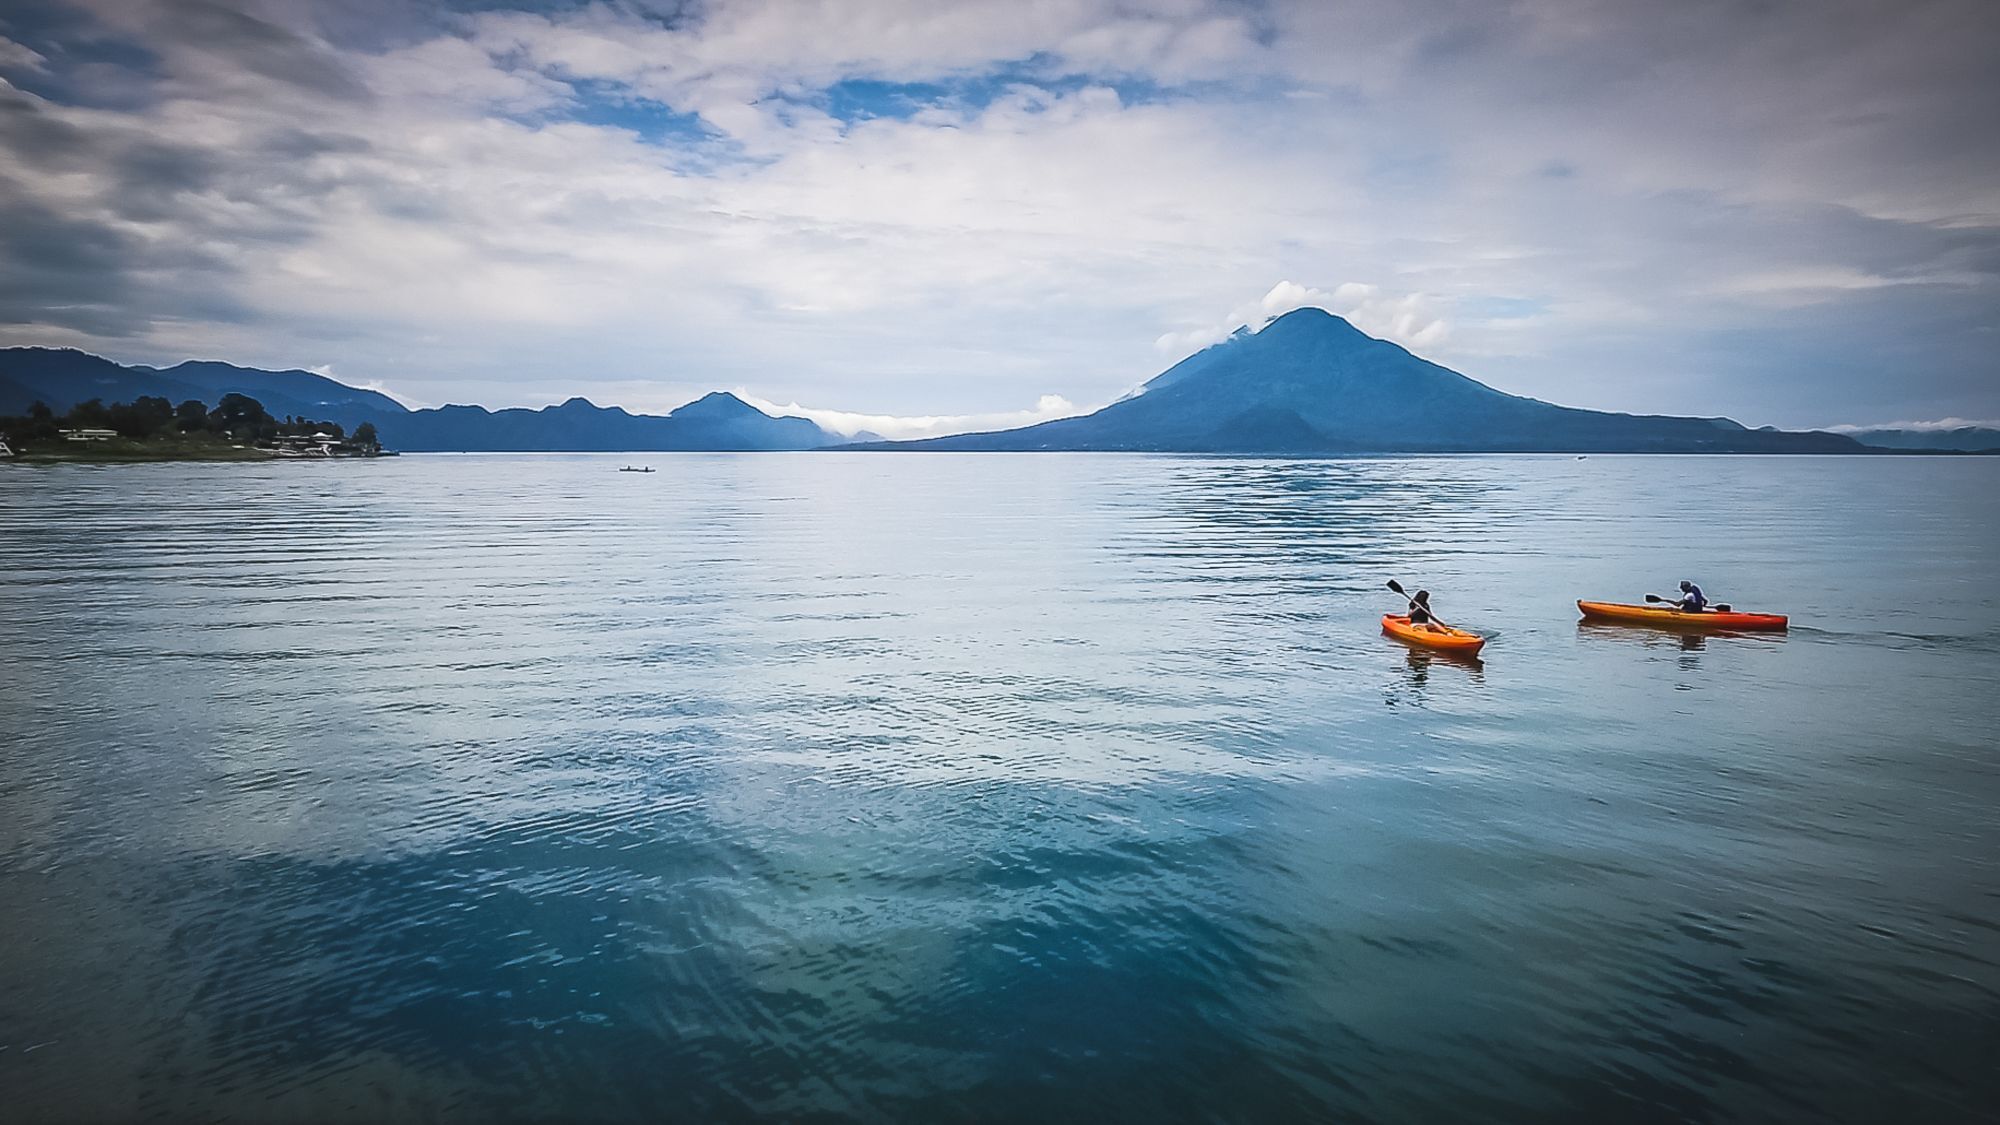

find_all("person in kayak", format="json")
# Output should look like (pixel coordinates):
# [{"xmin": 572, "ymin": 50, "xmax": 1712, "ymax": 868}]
[
  {"xmin": 1676, "ymin": 580, "xmax": 1708, "ymax": 613},
  {"xmin": 1407, "ymin": 589, "xmax": 1438, "ymax": 627}
]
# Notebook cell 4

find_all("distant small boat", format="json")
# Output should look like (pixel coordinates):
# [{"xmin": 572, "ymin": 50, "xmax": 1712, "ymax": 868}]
[{"xmin": 618, "ymin": 466, "xmax": 655, "ymax": 473}]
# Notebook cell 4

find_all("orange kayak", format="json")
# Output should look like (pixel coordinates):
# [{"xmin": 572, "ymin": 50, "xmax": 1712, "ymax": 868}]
[
  {"xmin": 1381, "ymin": 614, "xmax": 1486, "ymax": 654},
  {"xmin": 1577, "ymin": 600, "xmax": 1788, "ymax": 630}
]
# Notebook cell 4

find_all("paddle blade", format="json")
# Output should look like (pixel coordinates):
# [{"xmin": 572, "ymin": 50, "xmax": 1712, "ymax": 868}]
[
  {"xmin": 1644, "ymin": 593, "xmax": 1666, "ymax": 603},
  {"xmin": 1387, "ymin": 579, "xmax": 1407, "ymax": 595}
]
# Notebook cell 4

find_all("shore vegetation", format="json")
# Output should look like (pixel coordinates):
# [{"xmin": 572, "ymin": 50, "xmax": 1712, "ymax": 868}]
[{"xmin": 1, "ymin": 395, "xmax": 383, "ymax": 462}]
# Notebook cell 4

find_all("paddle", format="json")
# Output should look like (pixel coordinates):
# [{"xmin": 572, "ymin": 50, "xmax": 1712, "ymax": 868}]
[
  {"xmin": 1386, "ymin": 579, "xmax": 1450, "ymax": 627},
  {"xmin": 1644, "ymin": 593, "xmax": 1734, "ymax": 613}
]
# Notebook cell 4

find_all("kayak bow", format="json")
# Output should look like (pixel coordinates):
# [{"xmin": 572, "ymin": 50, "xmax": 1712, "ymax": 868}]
[
  {"xmin": 1577, "ymin": 600, "xmax": 1788, "ymax": 630},
  {"xmin": 1381, "ymin": 614, "xmax": 1486, "ymax": 654}
]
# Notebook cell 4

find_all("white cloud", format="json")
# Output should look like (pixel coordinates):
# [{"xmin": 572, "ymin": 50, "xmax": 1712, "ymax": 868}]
[
  {"xmin": 1824, "ymin": 417, "xmax": 2000, "ymax": 433},
  {"xmin": 1711, "ymin": 267, "xmax": 1986, "ymax": 310},
  {"xmin": 735, "ymin": 392, "xmax": 1087, "ymax": 440},
  {"xmin": 1155, "ymin": 280, "xmax": 1452, "ymax": 357},
  {"xmin": 312, "ymin": 367, "xmax": 431, "ymax": 409},
  {"xmin": 363, "ymin": 36, "xmax": 574, "ymax": 114}
]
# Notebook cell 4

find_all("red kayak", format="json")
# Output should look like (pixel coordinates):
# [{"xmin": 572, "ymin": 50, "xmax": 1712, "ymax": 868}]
[{"xmin": 1577, "ymin": 600, "xmax": 1788, "ymax": 630}]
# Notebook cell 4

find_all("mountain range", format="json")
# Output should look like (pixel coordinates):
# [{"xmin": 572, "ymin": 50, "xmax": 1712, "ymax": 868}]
[
  {"xmin": 0, "ymin": 347, "xmax": 844, "ymax": 452},
  {"xmin": 3, "ymin": 312, "xmax": 1980, "ymax": 454}
]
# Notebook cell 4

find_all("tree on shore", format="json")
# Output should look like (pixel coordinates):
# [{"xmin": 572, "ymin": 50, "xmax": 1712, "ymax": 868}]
[
  {"xmin": 5, "ymin": 401, "xmax": 61, "ymax": 442},
  {"xmin": 68, "ymin": 398, "xmax": 109, "ymax": 428},
  {"xmin": 107, "ymin": 396, "xmax": 174, "ymax": 438},
  {"xmin": 209, "ymin": 392, "xmax": 274, "ymax": 440}
]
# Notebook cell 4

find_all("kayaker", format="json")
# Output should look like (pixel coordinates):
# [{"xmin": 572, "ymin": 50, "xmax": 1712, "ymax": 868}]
[
  {"xmin": 1676, "ymin": 580, "xmax": 1708, "ymax": 613},
  {"xmin": 1408, "ymin": 589, "xmax": 1437, "ymax": 626}
]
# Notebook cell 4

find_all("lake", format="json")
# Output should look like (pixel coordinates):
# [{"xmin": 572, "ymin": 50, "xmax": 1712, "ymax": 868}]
[{"xmin": 1, "ymin": 453, "xmax": 1995, "ymax": 1122}]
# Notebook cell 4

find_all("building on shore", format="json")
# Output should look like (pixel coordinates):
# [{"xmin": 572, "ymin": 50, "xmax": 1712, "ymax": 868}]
[
  {"xmin": 269, "ymin": 433, "xmax": 343, "ymax": 457},
  {"xmin": 60, "ymin": 428, "xmax": 119, "ymax": 442},
  {"xmin": 265, "ymin": 432, "xmax": 386, "ymax": 458}
]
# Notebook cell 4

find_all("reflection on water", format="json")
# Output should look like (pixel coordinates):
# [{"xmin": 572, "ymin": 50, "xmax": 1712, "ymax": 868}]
[
  {"xmin": 1386, "ymin": 645, "xmax": 1487, "ymax": 706},
  {"xmin": 1576, "ymin": 619, "xmax": 1798, "ymax": 677},
  {"xmin": 1, "ymin": 453, "xmax": 1997, "ymax": 1123}
]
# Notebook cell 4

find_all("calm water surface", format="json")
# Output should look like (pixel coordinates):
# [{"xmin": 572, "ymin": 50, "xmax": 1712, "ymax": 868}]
[{"xmin": 1, "ymin": 454, "xmax": 1996, "ymax": 1122}]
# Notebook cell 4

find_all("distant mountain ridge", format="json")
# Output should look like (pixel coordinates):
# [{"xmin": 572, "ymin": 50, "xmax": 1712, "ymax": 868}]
[
  {"xmin": 0, "ymin": 348, "xmax": 400, "ymax": 424},
  {"xmin": 1836, "ymin": 426, "xmax": 2000, "ymax": 453},
  {"xmin": 387, "ymin": 392, "xmax": 835, "ymax": 452},
  {"xmin": 0, "ymin": 348, "xmax": 842, "ymax": 452},
  {"xmin": 859, "ymin": 309, "xmax": 1869, "ymax": 454},
  {"xmin": 149, "ymin": 359, "xmax": 409, "ymax": 417}
]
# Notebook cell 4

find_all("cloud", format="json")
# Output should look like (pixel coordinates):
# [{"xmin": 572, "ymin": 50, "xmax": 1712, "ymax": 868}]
[
  {"xmin": 1709, "ymin": 264, "xmax": 1989, "ymax": 312},
  {"xmin": 467, "ymin": 0, "xmax": 1270, "ymax": 142},
  {"xmin": 1824, "ymin": 417, "xmax": 2000, "ymax": 433},
  {"xmin": 0, "ymin": 0, "xmax": 1994, "ymax": 428},
  {"xmin": 96, "ymin": 0, "xmax": 371, "ymax": 100},
  {"xmin": 1156, "ymin": 280, "xmax": 1452, "ymax": 357},
  {"xmin": 735, "ymin": 392, "xmax": 1087, "ymax": 440},
  {"xmin": 0, "ymin": 37, "xmax": 49, "ymax": 73},
  {"xmin": 304, "ymin": 363, "xmax": 430, "ymax": 409}
]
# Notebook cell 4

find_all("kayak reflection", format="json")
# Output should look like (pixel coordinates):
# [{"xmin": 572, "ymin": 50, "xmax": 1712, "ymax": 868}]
[
  {"xmin": 1575, "ymin": 621, "xmax": 1784, "ymax": 647},
  {"xmin": 1392, "ymin": 645, "xmax": 1485, "ymax": 698},
  {"xmin": 1383, "ymin": 645, "xmax": 1485, "ymax": 707}
]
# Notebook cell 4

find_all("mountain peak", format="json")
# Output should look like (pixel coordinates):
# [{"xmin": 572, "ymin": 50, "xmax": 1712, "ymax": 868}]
[
  {"xmin": 1140, "ymin": 305, "xmax": 1375, "ymax": 396},
  {"xmin": 1265, "ymin": 305, "xmax": 1338, "ymax": 325},
  {"xmin": 1256, "ymin": 305, "xmax": 1368, "ymax": 341},
  {"xmin": 670, "ymin": 391, "xmax": 761, "ymax": 420}
]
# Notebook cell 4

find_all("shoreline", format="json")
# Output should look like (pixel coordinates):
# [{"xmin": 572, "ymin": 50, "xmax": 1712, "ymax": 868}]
[
  {"xmin": 7, "ymin": 446, "xmax": 274, "ymax": 464},
  {"xmin": 5, "ymin": 446, "xmax": 398, "ymax": 464}
]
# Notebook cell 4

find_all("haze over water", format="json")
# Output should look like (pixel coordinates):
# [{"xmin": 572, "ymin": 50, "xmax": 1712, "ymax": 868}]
[{"xmin": 2, "ymin": 454, "xmax": 1995, "ymax": 1122}]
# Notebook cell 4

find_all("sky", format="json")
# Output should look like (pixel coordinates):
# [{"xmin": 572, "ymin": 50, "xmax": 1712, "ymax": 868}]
[{"xmin": 0, "ymin": 0, "xmax": 1995, "ymax": 438}]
